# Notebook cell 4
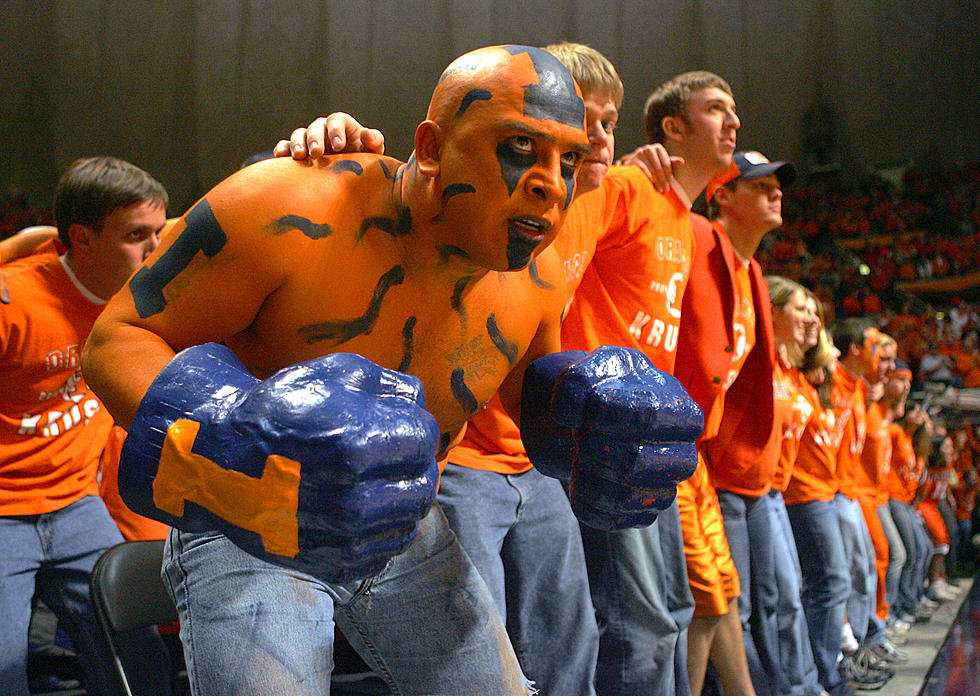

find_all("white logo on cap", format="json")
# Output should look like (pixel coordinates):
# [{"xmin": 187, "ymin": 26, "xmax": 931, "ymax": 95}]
[{"xmin": 743, "ymin": 151, "xmax": 770, "ymax": 165}]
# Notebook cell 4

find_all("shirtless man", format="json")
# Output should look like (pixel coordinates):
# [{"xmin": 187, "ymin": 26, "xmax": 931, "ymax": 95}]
[{"xmin": 81, "ymin": 45, "xmax": 700, "ymax": 696}]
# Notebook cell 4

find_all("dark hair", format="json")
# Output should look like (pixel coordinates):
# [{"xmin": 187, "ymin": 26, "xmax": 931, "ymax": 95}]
[
  {"xmin": 53, "ymin": 157, "xmax": 168, "ymax": 247},
  {"xmin": 643, "ymin": 71, "xmax": 732, "ymax": 144},
  {"xmin": 831, "ymin": 317, "xmax": 873, "ymax": 357},
  {"xmin": 927, "ymin": 435, "xmax": 951, "ymax": 468}
]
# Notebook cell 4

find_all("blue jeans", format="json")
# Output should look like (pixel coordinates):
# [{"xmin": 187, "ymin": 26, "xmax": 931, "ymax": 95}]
[
  {"xmin": 877, "ymin": 503, "xmax": 906, "ymax": 613},
  {"xmin": 768, "ymin": 491, "xmax": 823, "ymax": 696},
  {"xmin": 580, "ymin": 499, "xmax": 694, "ymax": 696},
  {"xmin": 163, "ymin": 503, "xmax": 530, "ymax": 696},
  {"xmin": 835, "ymin": 493, "xmax": 879, "ymax": 645},
  {"xmin": 438, "ymin": 463, "xmax": 598, "ymax": 696},
  {"xmin": 887, "ymin": 499, "xmax": 929, "ymax": 618},
  {"xmin": 786, "ymin": 498, "xmax": 849, "ymax": 695},
  {"xmin": 0, "ymin": 495, "xmax": 170, "ymax": 696},
  {"xmin": 717, "ymin": 490, "xmax": 779, "ymax": 696}
]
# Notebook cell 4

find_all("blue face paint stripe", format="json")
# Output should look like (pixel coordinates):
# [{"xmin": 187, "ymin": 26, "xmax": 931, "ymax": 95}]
[
  {"xmin": 506, "ymin": 234, "xmax": 537, "ymax": 270},
  {"xmin": 441, "ymin": 183, "xmax": 476, "ymax": 208},
  {"xmin": 433, "ymin": 183, "xmax": 477, "ymax": 223},
  {"xmin": 486, "ymin": 313, "xmax": 518, "ymax": 365},
  {"xmin": 563, "ymin": 171, "xmax": 575, "ymax": 209},
  {"xmin": 297, "ymin": 265, "xmax": 405, "ymax": 345},
  {"xmin": 130, "ymin": 199, "xmax": 227, "ymax": 319},
  {"xmin": 527, "ymin": 260, "xmax": 556, "ymax": 290},
  {"xmin": 456, "ymin": 88, "xmax": 492, "ymax": 119},
  {"xmin": 269, "ymin": 215, "xmax": 333, "ymax": 240},
  {"xmin": 496, "ymin": 143, "xmax": 536, "ymax": 197},
  {"xmin": 377, "ymin": 160, "xmax": 397, "ymax": 181},
  {"xmin": 450, "ymin": 368, "xmax": 479, "ymax": 416},
  {"xmin": 397, "ymin": 316, "xmax": 417, "ymax": 372},
  {"xmin": 501, "ymin": 45, "xmax": 585, "ymax": 128}
]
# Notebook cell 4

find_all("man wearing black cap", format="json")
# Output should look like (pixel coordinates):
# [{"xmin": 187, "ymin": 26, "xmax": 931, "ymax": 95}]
[
  {"xmin": 673, "ymin": 150, "xmax": 842, "ymax": 696},
  {"xmin": 705, "ymin": 151, "xmax": 797, "ymax": 260}
]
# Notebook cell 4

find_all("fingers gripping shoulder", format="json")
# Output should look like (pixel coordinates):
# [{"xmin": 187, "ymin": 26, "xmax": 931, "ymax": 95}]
[
  {"xmin": 120, "ymin": 343, "xmax": 440, "ymax": 582},
  {"xmin": 521, "ymin": 345, "xmax": 702, "ymax": 530}
]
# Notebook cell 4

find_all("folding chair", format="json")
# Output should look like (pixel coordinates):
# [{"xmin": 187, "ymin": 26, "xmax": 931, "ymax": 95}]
[{"xmin": 89, "ymin": 539, "xmax": 186, "ymax": 696}]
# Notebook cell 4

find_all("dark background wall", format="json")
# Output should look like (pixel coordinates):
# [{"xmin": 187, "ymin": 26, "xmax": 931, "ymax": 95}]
[{"xmin": 2, "ymin": 0, "xmax": 977, "ymax": 215}]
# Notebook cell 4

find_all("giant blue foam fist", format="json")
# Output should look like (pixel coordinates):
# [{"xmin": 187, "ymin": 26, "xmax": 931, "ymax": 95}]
[
  {"xmin": 521, "ymin": 345, "xmax": 702, "ymax": 530},
  {"xmin": 120, "ymin": 343, "xmax": 440, "ymax": 582}
]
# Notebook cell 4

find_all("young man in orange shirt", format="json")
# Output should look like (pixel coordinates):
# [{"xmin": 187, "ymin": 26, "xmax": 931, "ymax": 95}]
[
  {"xmin": 677, "ymin": 152, "xmax": 809, "ymax": 696},
  {"xmin": 0, "ymin": 157, "xmax": 170, "ymax": 696},
  {"xmin": 831, "ymin": 319, "xmax": 897, "ymax": 684},
  {"xmin": 278, "ymin": 63, "xmax": 744, "ymax": 695},
  {"xmin": 882, "ymin": 361, "xmax": 924, "ymax": 635}
]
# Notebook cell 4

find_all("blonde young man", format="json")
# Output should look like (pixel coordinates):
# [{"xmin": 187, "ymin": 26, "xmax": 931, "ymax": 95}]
[{"xmin": 282, "ymin": 61, "xmax": 749, "ymax": 696}]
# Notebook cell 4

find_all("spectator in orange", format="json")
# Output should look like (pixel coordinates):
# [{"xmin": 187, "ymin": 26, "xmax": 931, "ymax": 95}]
[{"xmin": 914, "ymin": 436, "xmax": 958, "ymax": 600}]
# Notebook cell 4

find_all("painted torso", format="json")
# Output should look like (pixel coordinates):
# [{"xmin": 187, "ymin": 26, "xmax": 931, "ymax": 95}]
[{"xmin": 125, "ymin": 156, "xmax": 565, "ymax": 443}]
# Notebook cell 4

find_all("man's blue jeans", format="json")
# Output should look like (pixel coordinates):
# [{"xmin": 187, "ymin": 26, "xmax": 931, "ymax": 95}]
[
  {"xmin": 717, "ymin": 490, "xmax": 779, "ymax": 696},
  {"xmin": 163, "ymin": 502, "xmax": 530, "ymax": 696},
  {"xmin": 877, "ymin": 503, "xmax": 906, "ymax": 614},
  {"xmin": 887, "ymin": 499, "xmax": 930, "ymax": 618},
  {"xmin": 438, "ymin": 463, "xmax": 598, "ymax": 696},
  {"xmin": 580, "ymin": 499, "xmax": 694, "ymax": 696},
  {"xmin": 768, "ymin": 490, "xmax": 824, "ymax": 696},
  {"xmin": 0, "ymin": 495, "xmax": 170, "ymax": 696},
  {"xmin": 835, "ymin": 494, "xmax": 883, "ymax": 646},
  {"xmin": 786, "ymin": 498, "xmax": 849, "ymax": 695}
]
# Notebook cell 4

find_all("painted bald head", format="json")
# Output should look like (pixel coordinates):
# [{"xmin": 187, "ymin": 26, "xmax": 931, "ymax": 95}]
[
  {"xmin": 428, "ymin": 45, "xmax": 586, "ymax": 130},
  {"xmin": 421, "ymin": 45, "xmax": 589, "ymax": 270}
]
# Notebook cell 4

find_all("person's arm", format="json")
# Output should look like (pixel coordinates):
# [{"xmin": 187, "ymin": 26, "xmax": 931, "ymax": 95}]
[
  {"xmin": 0, "ymin": 226, "xmax": 59, "ymax": 304},
  {"xmin": 82, "ymin": 170, "xmax": 288, "ymax": 427},
  {"xmin": 82, "ymin": 160, "xmax": 439, "ymax": 583},
  {"xmin": 273, "ymin": 112, "xmax": 385, "ymax": 160},
  {"xmin": 0, "ymin": 225, "xmax": 58, "ymax": 264},
  {"xmin": 618, "ymin": 143, "xmax": 683, "ymax": 193}
]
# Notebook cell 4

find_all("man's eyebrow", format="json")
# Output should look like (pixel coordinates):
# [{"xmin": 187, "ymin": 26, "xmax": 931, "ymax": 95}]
[
  {"xmin": 500, "ymin": 121, "xmax": 591, "ymax": 155},
  {"xmin": 704, "ymin": 97, "xmax": 737, "ymax": 110}
]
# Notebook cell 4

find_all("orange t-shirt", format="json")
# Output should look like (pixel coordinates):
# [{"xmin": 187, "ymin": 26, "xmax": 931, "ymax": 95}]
[
  {"xmin": 771, "ymin": 362, "xmax": 816, "ymax": 492},
  {"xmin": 449, "ymin": 167, "xmax": 695, "ymax": 474},
  {"xmin": 885, "ymin": 423, "xmax": 920, "ymax": 505},
  {"xmin": 855, "ymin": 400, "xmax": 893, "ymax": 506},
  {"xmin": 0, "ymin": 243, "xmax": 113, "ymax": 515},
  {"xmin": 701, "ymin": 260, "xmax": 755, "ymax": 442},
  {"xmin": 98, "ymin": 425, "xmax": 170, "ymax": 540},
  {"xmin": 833, "ymin": 366, "xmax": 866, "ymax": 500},
  {"xmin": 784, "ymin": 380, "xmax": 842, "ymax": 505}
]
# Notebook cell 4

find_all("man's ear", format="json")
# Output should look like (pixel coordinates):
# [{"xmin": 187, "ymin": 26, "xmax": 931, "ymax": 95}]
[
  {"xmin": 713, "ymin": 184, "xmax": 735, "ymax": 207},
  {"xmin": 66, "ymin": 222, "xmax": 94, "ymax": 250},
  {"xmin": 661, "ymin": 115, "xmax": 685, "ymax": 143},
  {"xmin": 414, "ymin": 120, "xmax": 442, "ymax": 178}
]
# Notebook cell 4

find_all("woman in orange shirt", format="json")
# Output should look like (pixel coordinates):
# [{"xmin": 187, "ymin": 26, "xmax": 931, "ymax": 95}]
[
  {"xmin": 784, "ymin": 312, "xmax": 851, "ymax": 695},
  {"xmin": 915, "ymin": 436, "xmax": 957, "ymax": 599},
  {"xmin": 765, "ymin": 277, "xmax": 828, "ymax": 696}
]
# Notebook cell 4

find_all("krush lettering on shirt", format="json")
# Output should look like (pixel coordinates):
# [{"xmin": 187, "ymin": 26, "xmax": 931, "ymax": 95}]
[{"xmin": 19, "ymin": 371, "xmax": 101, "ymax": 437}]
